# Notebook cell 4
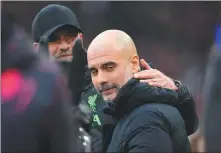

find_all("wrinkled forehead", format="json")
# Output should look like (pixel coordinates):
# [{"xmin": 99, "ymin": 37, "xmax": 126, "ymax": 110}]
[{"xmin": 87, "ymin": 47, "xmax": 122, "ymax": 68}]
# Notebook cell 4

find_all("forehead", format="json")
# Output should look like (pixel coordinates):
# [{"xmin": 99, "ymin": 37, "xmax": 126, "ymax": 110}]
[
  {"xmin": 87, "ymin": 48, "xmax": 122, "ymax": 68},
  {"xmin": 50, "ymin": 26, "xmax": 78, "ymax": 38}
]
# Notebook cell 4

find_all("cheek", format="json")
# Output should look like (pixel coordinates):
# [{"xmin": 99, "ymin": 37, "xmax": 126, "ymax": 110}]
[
  {"xmin": 124, "ymin": 65, "xmax": 134, "ymax": 81},
  {"xmin": 113, "ymin": 67, "xmax": 132, "ymax": 87},
  {"xmin": 116, "ymin": 66, "xmax": 133, "ymax": 87},
  {"xmin": 48, "ymin": 44, "xmax": 59, "ymax": 56},
  {"xmin": 91, "ymin": 77, "xmax": 98, "ymax": 90},
  {"xmin": 70, "ymin": 39, "xmax": 76, "ymax": 49}
]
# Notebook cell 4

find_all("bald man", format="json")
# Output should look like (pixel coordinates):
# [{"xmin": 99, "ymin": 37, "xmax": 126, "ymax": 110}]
[{"xmin": 87, "ymin": 30, "xmax": 191, "ymax": 152}]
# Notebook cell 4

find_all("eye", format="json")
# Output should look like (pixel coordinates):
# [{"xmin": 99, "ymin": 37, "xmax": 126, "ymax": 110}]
[
  {"xmin": 106, "ymin": 65, "xmax": 114, "ymax": 71},
  {"xmin": 91, "ymin": 69, "xmax": 98, "ymax": 76},
  {"xmin": 65, "ymin": 36, "xmax": 76, "ymax": 43}
]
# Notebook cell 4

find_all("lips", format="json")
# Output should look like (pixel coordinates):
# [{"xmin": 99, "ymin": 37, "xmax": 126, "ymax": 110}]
[
  {"xmin": 59, "ymin": 54, "xmax": 72, "ymax": 58},
  {"xmin": 102, "ymin": 88, "xmax": 115, "ymax": 95}
]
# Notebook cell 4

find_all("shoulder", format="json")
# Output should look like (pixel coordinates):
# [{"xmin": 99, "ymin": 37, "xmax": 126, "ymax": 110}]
[
  {"xmin": 125, "ymin": 104, "xmax": 182, "ymax": 133},
  {"xmin": 133, "ymin": 103, "xmax": 180, "ymax": 119}
]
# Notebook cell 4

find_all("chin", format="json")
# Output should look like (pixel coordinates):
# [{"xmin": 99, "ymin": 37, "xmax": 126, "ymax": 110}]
[{"xmin": 103, "ymin": 93, "xmax": 117, "ymax": 102}]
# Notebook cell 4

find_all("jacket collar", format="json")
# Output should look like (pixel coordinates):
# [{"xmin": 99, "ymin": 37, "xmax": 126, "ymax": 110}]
[{"xmin": 103, "ymin": 78, "xmax": 178, "ymax": 120}]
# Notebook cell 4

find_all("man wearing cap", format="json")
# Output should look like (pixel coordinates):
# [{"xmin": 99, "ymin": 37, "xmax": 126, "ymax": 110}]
[
  {"xmin": 32, "ymin": 4, "xmax": 83, "ymax": 61},
  {"xmin": 31, "ymin": 4, "xmax": 198, "ymax": 151}
]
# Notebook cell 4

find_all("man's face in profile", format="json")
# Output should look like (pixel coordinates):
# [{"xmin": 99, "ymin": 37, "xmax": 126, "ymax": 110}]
[{"xmin": 88, "ymin": 49, "xmax": 134, "ymax": 102}]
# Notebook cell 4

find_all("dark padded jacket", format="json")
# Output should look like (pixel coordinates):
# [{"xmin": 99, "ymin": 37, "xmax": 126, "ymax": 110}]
[
  {"xmin": 99, "ymin": 78, "xmax": 191, "ymax": 152},
  {"xmin": 81, "ymin": 80, "xmax": 198, "ymax": 135},
  {"xmin": 80, "ymin": 78, "xmax": 198, "ymax": 152}
]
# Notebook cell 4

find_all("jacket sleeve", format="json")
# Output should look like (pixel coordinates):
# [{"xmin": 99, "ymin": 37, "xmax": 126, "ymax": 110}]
[
  {"xmin": 174, "ymin": 80, "xmax": 199, "ymax": 135},
  {"xmin": 125, "ymin": 108, "xmax": 173, "ymax": 152}
]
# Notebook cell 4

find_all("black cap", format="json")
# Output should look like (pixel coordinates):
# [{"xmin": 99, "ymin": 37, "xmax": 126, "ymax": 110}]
[{"xmin": 32, "ymin": 4, "xmax": 83, "ymax": 42}]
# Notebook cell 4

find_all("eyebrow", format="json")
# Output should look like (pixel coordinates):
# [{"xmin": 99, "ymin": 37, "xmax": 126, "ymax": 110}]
[
  {"xmin": 102, "ymin": 61, "xmax": 116, "ymax": 67},
  {"xmin": 88, "ymin": 61, "xmax": 117, "ymax": 71}
]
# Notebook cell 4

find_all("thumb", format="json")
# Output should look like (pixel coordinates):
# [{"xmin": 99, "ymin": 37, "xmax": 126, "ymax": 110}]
[{"xmin": 140, "ymin": 59, "xmax": 152, "ymax": 70}]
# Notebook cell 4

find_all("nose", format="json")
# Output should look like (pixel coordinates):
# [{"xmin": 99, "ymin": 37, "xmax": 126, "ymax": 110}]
[
  {"xmin": 59, "ymin": 40, "xmax": 70, "ymax": 52},
  {"xmin": 96, "ymin": 70, "xmax": 109, "ymax": 86}
]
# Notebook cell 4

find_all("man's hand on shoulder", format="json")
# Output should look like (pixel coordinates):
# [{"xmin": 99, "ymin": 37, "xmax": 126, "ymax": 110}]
[
  {"xmin": 133, "ymin": 59, "xmax": 199, "ymax": 135},
  {"xmin": 133, "ymin": 59, "xmax": 178, "ymax": 91}
]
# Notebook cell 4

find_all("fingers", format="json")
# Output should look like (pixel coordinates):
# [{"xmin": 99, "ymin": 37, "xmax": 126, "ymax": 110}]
[
  {"xmin": 134, "ymin": 69, "xmax": 159, "ymax": 79},
  {"xmin": 134, "ymin": 67, "xmax": 178, "ymax": 91},
  {"xmin": 140, "ymin": 59, "xmax": 152, "ymax": 70},
  {"xmin": 140, "ymin": 79, "xmax": 178, "ymax": 91},
  {"xmin": 140, "ymin": 78, "xmax": 166, "ymax": 87}
]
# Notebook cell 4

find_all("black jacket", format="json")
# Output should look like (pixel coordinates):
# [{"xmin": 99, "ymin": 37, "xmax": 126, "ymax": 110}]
[
  {"xmin": 81, "ymin": 80, "xmax": 198, "ymax": 135},
  {"xmin": 80, "ymin": 79, "xmax": 198, "ymax": 152},
  {"xmin": 100, "ymin": 79, "xmax": 191, "ymax": 152}
]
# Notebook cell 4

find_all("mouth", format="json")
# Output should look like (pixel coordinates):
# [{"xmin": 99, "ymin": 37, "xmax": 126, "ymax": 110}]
[
  {"xmin": 101, "ymin": 88, "xmax": 115, "ymax": 96},
  {"xmin": 59, "ymin": 54, "xmax": 72, "ymax": 58},
  {"xmin": 58, "ymin": 54, "xmax": 72, "ymax": 58}
]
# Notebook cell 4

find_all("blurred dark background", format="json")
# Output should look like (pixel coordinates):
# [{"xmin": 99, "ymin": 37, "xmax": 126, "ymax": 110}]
[{"xmin": 2, "ymin": 1, "xmax": 221, "ymax": 114}]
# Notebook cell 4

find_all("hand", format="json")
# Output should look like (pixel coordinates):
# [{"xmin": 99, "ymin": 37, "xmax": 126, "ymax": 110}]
[
  {"xmin": 133, "ymin": 59, "xmax": 178, "ymax": 91},
  {"xmin": 69, "ymin": 38, "xmax": 88, "ymax": 105}
]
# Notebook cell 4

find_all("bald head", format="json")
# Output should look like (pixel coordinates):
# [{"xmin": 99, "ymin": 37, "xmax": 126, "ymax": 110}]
[
  {"xmin": 88, "ymin": 30, "xmax": 137, "ymax": 61},
  {"xmin": 87, "ymin": 30, "xmax": 140, "ymax": 102}
]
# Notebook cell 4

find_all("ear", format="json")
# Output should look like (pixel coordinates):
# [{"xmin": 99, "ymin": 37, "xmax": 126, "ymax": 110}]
[
  {"xmin": 130, "ymin": 54, "xmax": 140, "ymax": 74},
  {"xmin": 33, "ymin": 43, "xmax": 39, "ymax": 52},
  {"xmin": 78, "ymin": 33, "xmax": 83, "ymax": 41}
]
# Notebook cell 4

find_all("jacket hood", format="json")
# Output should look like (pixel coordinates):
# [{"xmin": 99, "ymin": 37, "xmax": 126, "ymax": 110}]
[{"xmin": 103, "ymin": 78, "xmax": 178, "ymax": 120}]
